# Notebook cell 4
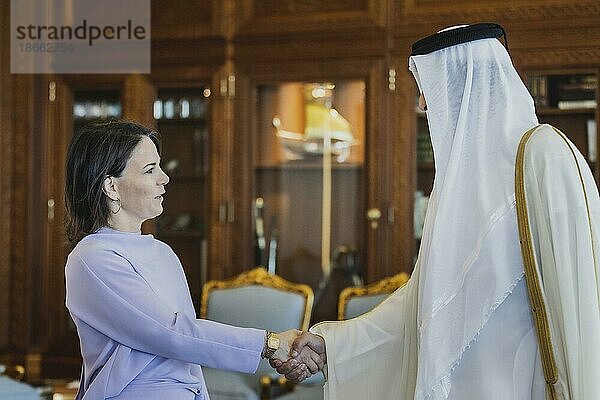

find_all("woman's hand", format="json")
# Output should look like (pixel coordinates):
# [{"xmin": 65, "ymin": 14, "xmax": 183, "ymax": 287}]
[{"xmin": 269, "ymin": 331, "xmax": 326, "ymax": 383}]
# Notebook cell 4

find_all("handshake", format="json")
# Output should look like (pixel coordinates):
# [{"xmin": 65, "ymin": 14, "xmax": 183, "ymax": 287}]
[{"xmin": 269, "ymin": 330, "xmax": 327, "ymax": 383}]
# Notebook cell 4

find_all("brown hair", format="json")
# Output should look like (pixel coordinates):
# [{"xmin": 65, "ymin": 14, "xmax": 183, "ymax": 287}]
[{"xmin": 65, "ymin": 120, "xmax": 160, "ymax": 245}]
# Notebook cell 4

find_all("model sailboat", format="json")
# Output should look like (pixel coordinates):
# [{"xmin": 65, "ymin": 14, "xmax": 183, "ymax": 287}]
[{"xmin": 273, "ymin": 103, "xmax": 357, "ymax": 163}]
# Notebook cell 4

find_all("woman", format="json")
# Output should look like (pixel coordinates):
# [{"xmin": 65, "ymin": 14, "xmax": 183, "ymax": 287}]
[{"xmin": 64, "ymin": 120, "xmax": 317, "ymax": 399}]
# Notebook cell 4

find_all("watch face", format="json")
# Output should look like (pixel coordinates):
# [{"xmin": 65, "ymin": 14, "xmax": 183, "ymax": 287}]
[{"xmin": 268, "ymin": 335, "xmax": 280, "ymax": 349}]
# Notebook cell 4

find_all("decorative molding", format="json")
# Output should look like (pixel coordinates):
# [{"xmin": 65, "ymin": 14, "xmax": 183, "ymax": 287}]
[
  {"xmin": 152, "ymin": 38, "xmax": 227, "ymax": 68},
  {"xmin": 151, "ymin": 0, "xmax": 217, "ymax": 39},
  {"xmin": 392, "ymin": 13, "xmax": 600, "ymax": 65},
  {"xmin": 512, "ymin": 47, "xmax": 600, "ymax": 69},
  {"xmin": 397, "ymin": 1, "xmax": 600, "ymax": 26},
  {"xmin": 235, "ymin": 0, "xmax": 385, "ymax": 35},
  {"xmin": 201, "ymin": 267, "xmax": 314, "ymax": 330},
  {"xmin": 253, "ymin": 0, "xmax": 369, "ymax": 16},
  {"xmin": 234, "ymin": 29, "xmax": 386, "ymax": 63}
]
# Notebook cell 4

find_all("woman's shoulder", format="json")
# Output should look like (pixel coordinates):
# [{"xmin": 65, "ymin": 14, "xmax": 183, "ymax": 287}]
[
  {"xmin": 66, "ymin": 234, "xmax": 126, "ymax": 271},
  {"xmin": 69, "ymin": 229, "xmax": 179, "ymax": 270}
]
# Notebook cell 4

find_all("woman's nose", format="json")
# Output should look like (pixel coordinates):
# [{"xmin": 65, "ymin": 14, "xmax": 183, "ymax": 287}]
[{"xmin": 159, "ymin": 167, "xmax": 170, "ymax": 185}]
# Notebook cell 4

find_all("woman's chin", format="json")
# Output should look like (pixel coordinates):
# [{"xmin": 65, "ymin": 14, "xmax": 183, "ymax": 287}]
[{"xmin": 151, "ymin": 207, "xmax": 163, "ymax": 219}]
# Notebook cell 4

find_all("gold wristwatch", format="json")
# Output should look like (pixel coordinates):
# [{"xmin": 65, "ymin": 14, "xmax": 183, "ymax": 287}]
[{"xmin": 262, "ymin": 331, "xmax": 280, "ymax": 359}]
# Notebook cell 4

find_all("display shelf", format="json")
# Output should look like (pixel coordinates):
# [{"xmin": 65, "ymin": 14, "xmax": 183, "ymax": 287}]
[
  {"xmin": 252, "ymin": 80, "xmax": 367, "ymax": 322},
  {"xmin": 255, "ymin": 162, "xmax": 363, "ymax": 171},
  {"xmin": 536, "ymin": 107, "xmax": 595, "ymax": 116},
  {"xmin": 72, "ymin": 89, "xmax": 122, "ymax": 122},
  {"xmin": 156, "ymin": 117, "xmax": 208, "ymax": 125},
  {"xmin": 526, "ymin": 71, "xmax": 598, "ymax": 169}
]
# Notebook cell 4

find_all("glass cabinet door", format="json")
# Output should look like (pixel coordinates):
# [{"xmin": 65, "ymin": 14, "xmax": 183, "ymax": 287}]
[
  {"xmin": 253, "ymin": 81, "xmax": 366, "ymax": 321},
  {"xmin": 153, "ymin": 87, "xmax": 211, "ymax": 311},
  {"xmin": 73, "ymin": 89, "xmax": 122, "ymax": 124}
]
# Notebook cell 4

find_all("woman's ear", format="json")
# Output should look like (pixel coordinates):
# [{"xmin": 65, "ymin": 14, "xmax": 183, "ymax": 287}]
[{"xmin": 103, "ymin": 176, "xmax": 119, "ymax": 201}]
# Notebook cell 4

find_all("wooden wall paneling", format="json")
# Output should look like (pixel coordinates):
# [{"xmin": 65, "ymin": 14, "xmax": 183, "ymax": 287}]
[
  {"xmin": 207, "ymin": 63, "xmax": 236, "ymax": 280},
  {"xmin": 393, "ymin": 0, "xmax": 600, "ymax": 68},
  {"xmin": 389, "ymin": 55, "xmax": 417, "ymax": 276},
  {"xmin": 40, "ymin": 78, "xmax": 81, "ymax": 378},
  {"xmin": 229, "ymin": 72, "xmax": 253, "ymax": 279},
  {"xmin": 235, "ymin": 0, "xmax": 387, "ymax": 36},
  {"xmin": 151, "ymin": 37, "xmax": 227, "ymax": 71},
  {"xmin": 35, "ymin": 75, "xmax": 53, "ymax": 372},
  {"xmin": 10, "ymin": 74, "xmax": 36, "ymax": 374},
  {"xmin": 395, "ymin": 0, "xmax": 600, "ymax": 31},
  {"xmin": 150, "ymin": 64, "xmax": 223, "ymax": 86},
  {"xmin": 233, "ymin": 28, "xmax": 386, "ymax": 65},
  {"xmin": 363, "ymin": 59, "xmax": 393, "ymax": 282},
  {"xmin": 0, "ymin": 0, "xmax": 12, "ymax": 354},
  {"xmin": 123, "ymin": 75, "xmax": 156, "ymax": 126},
  {"xmin": 205, "ymin": 3, "xmax": 236, "ymax": 281},
  {"xmin": 151, "ymin": 0, "xmax": 222, "ymax": 39}
]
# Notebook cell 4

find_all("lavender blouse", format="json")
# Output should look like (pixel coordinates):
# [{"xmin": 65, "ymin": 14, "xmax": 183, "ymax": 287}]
[{"xmin": 65, "ymin": 227, "xmax": 265, "ymax": 399}]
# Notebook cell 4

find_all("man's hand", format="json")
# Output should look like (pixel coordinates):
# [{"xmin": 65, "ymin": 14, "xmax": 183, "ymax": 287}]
[
  {"xmin": 268, "ymin": 329, "xmax": 311, "ymax": 382},
  {"xmin": 269, "ymin": 331, "xmax": 326, "ymax": 383}
]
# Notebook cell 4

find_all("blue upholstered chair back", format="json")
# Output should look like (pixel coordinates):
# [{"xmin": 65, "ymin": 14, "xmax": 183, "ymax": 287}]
[
  {"xmin": 201, "ymin": 267, "xmax": 314, "ymax": 394},
  {"xmin": 338, "ymin": 272, "xmax": 410, "ymax": 320},
  {"xmin": 206, "ymin": 285, "xmax": 307, "ymax": 332},
  {"xmin": 0, "ymin": 376, "xmax": 40, "ymax": 400},
  {"xmin": 343, "ymin": 293, "xmax": 391, "ymax": 319}
]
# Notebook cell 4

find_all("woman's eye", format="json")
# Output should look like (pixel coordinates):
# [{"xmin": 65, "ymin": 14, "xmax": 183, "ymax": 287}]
[{"xmin": 145, "ymin": 168, "xmax": 154, "ymax": 174}]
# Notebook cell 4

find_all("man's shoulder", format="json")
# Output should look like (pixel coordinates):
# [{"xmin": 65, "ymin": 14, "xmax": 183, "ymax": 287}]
[{"xmin": 525, "ymin": 124, "xmax": 573, "ymax": 158}]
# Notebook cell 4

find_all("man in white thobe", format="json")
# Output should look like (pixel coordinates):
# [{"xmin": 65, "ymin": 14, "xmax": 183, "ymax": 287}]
[{"xmin": 273, "ymin": 23, "xmax": 600, "ymax": 400}]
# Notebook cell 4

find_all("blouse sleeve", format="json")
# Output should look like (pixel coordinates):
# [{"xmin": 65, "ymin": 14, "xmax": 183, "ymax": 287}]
[{"xmin": 65, "ymin": 248, "xmax": 265, "ymax": 373}]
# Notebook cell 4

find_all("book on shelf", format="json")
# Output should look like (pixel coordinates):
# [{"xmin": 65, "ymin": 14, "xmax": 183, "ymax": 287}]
[
  {"xmin": 527, "ymin": 75, "xmax": 548, "ymax": 107},
  {"xmin": 588, "ymin": 119, "xmax": 597, "ymax": 162},
  {"xmin": 416, "ymin": 132, "xmax": 434, "ymax": 163},
  {"xmin": 555, "ymin": 75, "xmax": 597, "ymax": 108},
  {"xmin": 557, "ymin": 100, "xmax": 597, "ymax": 110}
]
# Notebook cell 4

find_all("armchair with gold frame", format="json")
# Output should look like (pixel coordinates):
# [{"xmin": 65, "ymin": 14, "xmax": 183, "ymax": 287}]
[
  {"xmin": 338, "ymin": 271, "xmax": 410, "ymax": 320},
  {"xmin": 200, "ymin": 267, "xmax": 313, "ymax": 400}
]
